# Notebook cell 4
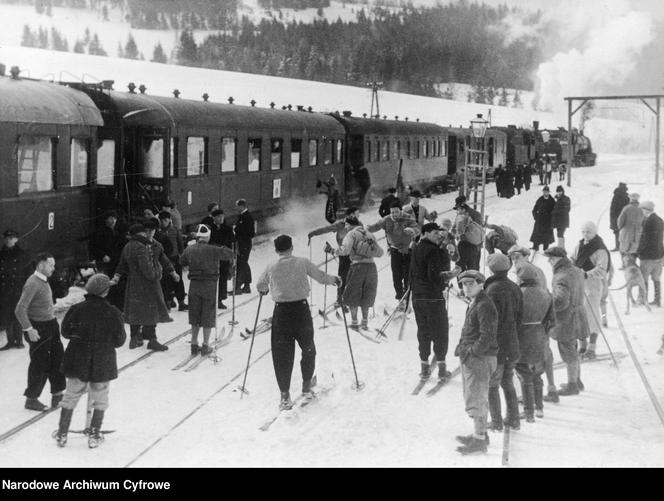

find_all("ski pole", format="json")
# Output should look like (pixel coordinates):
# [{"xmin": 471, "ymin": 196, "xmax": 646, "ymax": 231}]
[
  {"xmin": 339, "ymin": 297, "xmax": 364, "ymax": 391},
  {"xmin": 229, "ymin": 242, "xmax": 238, "ymax": 326},
  {"xmin": 583, "ymin": 290, "xmax": 619, "ymax": 368},
  {"xmin": 309, "ymin": 242, "xmax": 314, "ymax": 309},
  {"xmin": 320, "ymin": 249, "xmax": 330, "ymax": 330},
  {"xmin": 238, "ymin": 293, "xmax": 264, "ymax": 398},
  {"xmin": 376, "ymin": 287, "xmax": 410, "ymax": 338},
  {"xmin": 211, "ymin": 276, "xmax": 221, "ymax": 364},
  {"xmin": 397, "ymin": 290, "xmax": 411, "ymax": 341}
]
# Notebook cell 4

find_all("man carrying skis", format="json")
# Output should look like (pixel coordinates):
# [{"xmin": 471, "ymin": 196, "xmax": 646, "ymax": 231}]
[
  {"xmin": 409, "ymin": 223, "xmax": 454, "ymax": 381},
  {"xmin": 454, "ymin": 270, "xmax": 498, "ymax": 455},
  {"xmin": 181, "ymin": 224, "xmax": 233, "ymax": 356},
  {"xmin": 54, "ymin": 273, "xmax": 126, "ymax": 449},
  {"xmin": 256, "ymin": 235, "xmax": 340, "ymax": 411}
]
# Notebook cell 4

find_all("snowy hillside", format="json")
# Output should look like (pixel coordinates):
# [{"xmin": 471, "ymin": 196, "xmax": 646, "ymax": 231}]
[{"xmin": 0, "ymin": 153, "xmax": 662, "ymax": 467}]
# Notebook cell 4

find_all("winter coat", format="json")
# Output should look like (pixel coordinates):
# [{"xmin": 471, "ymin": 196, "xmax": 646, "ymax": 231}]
[
  {"xmin": 115, "ymin": 234, "xmax": 171, "ymax": 326},
  {"xmin": 571, "ymin": 236, "xmax": 611, "ymax": 333},
  {"xmin": 454, "ymin": 290, "xmax": 499, "ymax": 360},
  {"xmin": 484, "ymin": 272, "xmax": 523, "ymax": 364},
  {"xmin": 513, "ymin": 260, "xmax": 548, "ymax": 291},
  {"xmin": 156, "ymin": 224, "xmax": 184, "ymax": 258},
  {"xmin": 518, "ymin": 280, "xmax": 555, "ymax": 365},
  {"xmin": 0, "ymin": 245, "xmax": 31, "ymax": 325},
  {"xmin": 409, "ymin": 238, "xmax": 450, "ymax": 299},
  {"xmin": 637, "ymin": 212, "xmax": 664, "ymax": 261},
  {"xmin": 366, "ymin": 214, "xmax": 419, "ymax": 253},
  {"xmin": 61, "ymin": 295, "xmax": 126, "ymax": 382},
  {"xmin": 235, "ymin": 210, "xmax": 255, "ymax": 243},
  {"xmin": 551, "ymin": 194, "xmax": 571, "ymax": 230},
  {"xmin": 514, "ymin": 167, "xmax": 524, "ymax": 190},
  {"xmin": 548, "ymin": 257, "xmax": 590, "ymax": 342},
  {"xmin": 530, "ymin": 195, "xmax": 555, "ymax": 245},
  {"xmin": 92, "ymin": 224, "xmax": 126, "ymax": 274},
  {"xmin": 610, "ymin": 186, "xmax": 629, "ymax": 231},
  {"xmin": 338, "ymin": 226, "xmax": 384, "ymax": 264},
  {"xmin": 209, "ymin": 222, "xmax": 236, "ymax": 248},
  {"xmin": 617, "ymin": 202, "xmax": 644, "ymax": 254},
  {"xmin": 402, "ymin": 203, "xmax": 437, "ymax": 228}
]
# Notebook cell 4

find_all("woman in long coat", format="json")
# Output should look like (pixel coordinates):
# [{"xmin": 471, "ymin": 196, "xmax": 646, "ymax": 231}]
[
  {"xmin": 530, "ymin": 186, "xmax": 556, "ymax": 251},
  {"xmin": 0, "ymin": 230, "xmax": 31, "ymax": 349},
  {"xmin": 617, "ymin": 193, "xmax": 644, "ymax": 255},
  {"xmin": 609, "ymin": 183, "xmax": 629, "ymax": 251}
]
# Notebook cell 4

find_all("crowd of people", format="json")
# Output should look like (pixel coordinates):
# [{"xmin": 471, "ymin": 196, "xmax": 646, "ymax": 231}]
[{"xmin": 0, "ymin": 170, "xmax": 661, "ymax": 456}]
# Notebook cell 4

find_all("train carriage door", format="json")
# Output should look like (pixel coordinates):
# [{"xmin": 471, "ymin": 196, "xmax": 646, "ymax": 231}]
[
  {"xmin": 94, "ymin": 128, "xmax": 123, "ymax": 218},
  {"xmin": 447, "ymin": 135, "xmax": 457, "ymax": 175},
  {"xmin": 131, "ymin": 127, "xmax": 170, "ymax": 215},
  {"xmin": 487, "ymin": 136, "xmax": 495, "ymax": 167}
]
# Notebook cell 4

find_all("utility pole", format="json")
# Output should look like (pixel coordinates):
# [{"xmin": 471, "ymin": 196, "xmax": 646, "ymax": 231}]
[{"xmin": 366, "ymin": 81, "xmax": 383, "ymax": 118}]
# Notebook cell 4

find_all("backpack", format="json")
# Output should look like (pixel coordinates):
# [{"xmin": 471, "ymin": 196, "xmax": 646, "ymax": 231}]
[
  {"xmin": 462, "ymin": 219, "xmax": 483, "ymax": 246},
  {"xmin": 353, "ymin": 228, "xmax": 382, "ymax": 258}
]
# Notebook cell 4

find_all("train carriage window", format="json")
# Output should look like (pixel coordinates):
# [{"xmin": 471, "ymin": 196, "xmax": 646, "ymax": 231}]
[
  {"xmin": 335, "ymin": 139, "xmax": 343, "ymax": 164},
  {"xmin": 394, "ymin": 141, "xmax": 399, "ymax": 160},
  {"xmin": 381, "ymin": 141, "xmax": 389, "ymax": 161},
  {"xmin": 373, "ymin": 140, "xmax": 379, "ymax": 162},
  {"xmin": 442, "ymin": 139, "xmax": 447, "ymax": 157},
  {"xmin": 271, "ymin": 139, "xmax": 283, "ymax": 170},
  {"xmin": 308, "ymin": 139, "xmax": 317, "ymax": 167},
  {"xmin": 248, "ymin": 138, "xmax": 261, "ymax": 172},
  {"xmin": 423, "ymin": 140, "xmax": 429, "ymax": 158},
  {"xmin": 323, "ymin": 139, "xmax": 333, "ymax": 165},
  {"xmin": 70, "ymin": 138, "xmax": 89, "ymax": 187},
  {"xmin": 221, "ymin": 137, "xmax": 237, "ymax": 173},
  {"xmin": 96, "ymin": 139, "xmax": 115, "ymax": 186},
  {"xmin": 365, "ymin": 141, "xmax": 371, "ymax": 163},
  {"xmin": 291, "ymin": 139, "xmax": 302, "ymax": 168},
  {"xmin": 406, "ymin": 140, "xmax": 411, "ymax": 159},
  {"xmin": 415, "ymin": 140, "xmax": 420, "ymax": 159},
  {"xmin": 17, "ymin": 135, "xmax": 55, "ymax": 194},
  {"xmin": 142, "ymin": 137, "xmax": 164, "ymax": 179},
  {"xmin": 186, "ymin": 137, "xmax": 207, "ymax": 176},
  {"xmin": 170, "ymin": 138, "xmax": 178, "ymax": 178}
]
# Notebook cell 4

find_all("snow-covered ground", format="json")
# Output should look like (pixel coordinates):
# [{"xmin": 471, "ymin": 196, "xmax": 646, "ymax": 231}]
[{"xmin": 0, "ymin": 153, "xmax": 662, "ymax": 467}]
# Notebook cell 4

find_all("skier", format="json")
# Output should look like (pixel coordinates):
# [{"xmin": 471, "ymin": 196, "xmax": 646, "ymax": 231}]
[
  {"xmin": 609, "ymin": 182, "xmax": 629, "ymax": 252},
  {"xmin": 366, "ymin": 202, "xmax": 419, "ymax": 300},
  {"xmin": 55, "ymin": 274, "xmax": 126, "ymax": 448},
  {"xmin": 454, "ymin": 195, "xmax": 482, "ymax": 225},
  {"xmin": 378, "ymin": 188, "xmax": 399, "ymax": 218},
  {"xmin": 551, "ymin": 185, "xmax": 571, "ymax": 249},
  {"xmin": 454, "ymin": 270, "xmax": 498, "ymax": 455},
  {"xmin": 453, "ymin": 205, "xmax": 482, "ymax": 271},
  {"xmin": 0, "ymin": 229, "xmax": 30, "ymax": 350},
  {"xmin": 570, "ymin": 221, "xmax": 612, "ymax": 360},
  {"xmin": 15, "ymin": 253, "xmax": 66, "ymax": 411},
  {"xmin": 515, "ymin": 266, "xmax": 555, "ymax": 422},
  {"xmin": 409, "ymin": 223, "xmax": 453, "ymax": 381},
  {"xmin": 530, "ymin": 186, "xmax": 555, "ymax": 253},
  {"xmin": 402, "ymin": 190, "xmax": 438, "ymax": 229},
  {"xmin": 336, "ymin": 216, "xmax": 384, "ymax": 330},
  {"xmin": 256, "ymin": 235, "xmax": 340, "ymax": 410},
  {"xmin": 543, "ymin": 247, "xmax": 589, "ymax": 396},
  {"xmin": 637, "ymin": 201, "xmax": 663, "ymax": 307},
  {"xmin": 307, "ymin": 207, "xmax": 360, "ymax": 308},
  {"xmin": 484, "ymin": 254, "xmax": 523, "ymax": 432},
  {"xmin": 181, "ymin": 224, "xmax": 233, "ymax": 355},
  {"xmin": 617, "ymin": 193, "xmax": 644, "ymax": 260}
]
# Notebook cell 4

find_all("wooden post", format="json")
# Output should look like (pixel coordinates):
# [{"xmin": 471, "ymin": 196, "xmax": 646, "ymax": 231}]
[
  {"xmin": 567, "ymin": 99, "xmax": 573, "ymax": 188},
  {"xmin": 656, "ymin": 97, "xmax": 661, "ymax": 185}
]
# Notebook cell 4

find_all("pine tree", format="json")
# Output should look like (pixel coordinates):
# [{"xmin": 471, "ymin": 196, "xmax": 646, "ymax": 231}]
[
  {"xmin": 124, "ymin": 34, "xmax": 139, "ymax": 59},
  {"xmin": 73, "ymin": 39, "xmax": 85, "ymax": 53},
  {"xmin": 176, "ymin": 29, "xmax": 198, "ymax": 66},
  {"xmin": 21, "ymin": 25, "xmax": 36, "ymax": 47},
  {"xmin": 513, "ymin": 90, "xmax": 522, "ymax": 108},
  {"xmin": 38, "ymin": 27, "xmax": 49, "ymax": 49},
  {"xmin": 498, "ymin": 87, "xmax": 509, "ymax": 106},
  {"xmin": 152, "ymin": 42, "xmax": 168, "ymax": 63},
  {"xmin": 88, "ymin": 34, "xmax": 107, "ymax": 56}
]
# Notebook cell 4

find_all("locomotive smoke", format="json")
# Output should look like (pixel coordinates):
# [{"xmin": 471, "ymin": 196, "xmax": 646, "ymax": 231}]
[{"xmin": 263, "ymin": 195, "xmax": 330, "ymax": 245}]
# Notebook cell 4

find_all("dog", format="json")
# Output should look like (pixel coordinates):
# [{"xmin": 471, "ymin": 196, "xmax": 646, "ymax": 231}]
[{"xmin": 610, "ymin": 254, "xmax": 651, "ymax": 315}]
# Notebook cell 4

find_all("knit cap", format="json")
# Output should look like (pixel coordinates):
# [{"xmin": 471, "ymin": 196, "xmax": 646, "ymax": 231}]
[
  {"xmin": 85, "ymin": 273, "xmax": 111, "ymax": 296},
  {"xmin": 487, "ymin": 253, "xmax": 511, "ymax": 272}
]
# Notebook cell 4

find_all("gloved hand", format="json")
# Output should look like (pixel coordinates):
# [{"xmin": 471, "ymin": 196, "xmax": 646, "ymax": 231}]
[
  {"xmin": 334, "ymin": 276, "xmax": 342, "ymax": 287},
  {"xmin": 258, "ymin": 289, "xmax": 268, "ymax": 296},
  {"xmin": 324, "ymin": 242, "xmax": 335, "ymax": 255}
]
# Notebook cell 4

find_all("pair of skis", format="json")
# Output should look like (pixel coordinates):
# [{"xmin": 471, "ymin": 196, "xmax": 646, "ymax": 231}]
[
  {"xmin": 171, "ymin": 327, "xmax": 233, "ymax": 371},
  {"xmin": 240, "ymin": 317, "xmax": 273, "ymax": 340},
  {"xmin": 411, "ymin": 365, "xmax": 461, "ymax": 396}
]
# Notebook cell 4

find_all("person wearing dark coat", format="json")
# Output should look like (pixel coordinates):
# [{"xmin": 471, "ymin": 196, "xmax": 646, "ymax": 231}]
[
  {"xmin": 501, "ymin": 165, "xmax": 515, "ymax": 198},
  {"xmin": 484, "ymin": 254, "xmax": 523, "ymax": 431},
  {"xmin": 0, "ymin": 230, "xmax": 31, "ymax": 350},
  {"xmin": 453, "ymin": 270, "xmax": 498, "ymax": 455},
  {"xmin": 543, "ymin": 246, "xmax": 590, "ymax": 396},
  {"xmin": 523, "ymin": 162, "xmax": 533, "ymax": 191},
  {"xmin": 609, "ymin": 182, "xmax": 629, "ymax": 251},
  {"xmin": 530, "ymin": 186, "xmax": 556, "ymax": 252},
  {"xmin": 378, "ymin": 188, "xmax": 399, "ymax": 218},
  {"xmin": 54, "ymin": 273, "xmax": 126, "ymax": 448},
  {"xmin": 493, "ymin": 165, "xmax": 504, "ymax": 197},
  {"xmin": 208, "ymin": 209, "xmax": 236, "ymax": 309},
  {"xmin": 111, "ymin": 222, "xmax": 178, "ymax": 352},
  {"xmin": 410, "ymin": 223, "xmax": 452, "ymax": 381},
  {"xmin": 92, "ymin": 211, "xmax": 126, "ymax": 278},
  {"xmin": 156, "ymin": 211, "xmax": 187, "ymax": 311},
  {"xmin": 514, "ymin": 165, "xmax": 524, "ymax": 195},
  {"xmin": 637, "ymin": 201, "xmax": 664, "ymax": 307},
  {"xmin": 234, "ymin": 199, "xmax": 255, "ymax": 294},
  {"xmin": 515, "ymin": 266, "xmax": 555, "ymax": 422},
  {"xmin": 551, "ymin": 185, "xmax": 571, "ymax": 249},
  {"xmin": 201, "ymin": 202, "xmax": 220, "ymax": 229}
]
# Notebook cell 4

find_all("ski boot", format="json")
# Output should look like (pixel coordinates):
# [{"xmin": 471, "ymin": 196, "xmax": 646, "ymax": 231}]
[
  {"xmin": 535, "ymin": 408, "xmax": 544, "ymax": 419},
  {"xmin": 53, "ymin": 408, "xmax": 73, "ymax": 448},
  {"xmin": 25, "ymin": 398, "xmax": 48, "ymax": 411},
  {"xmin": 456, "ymin": 433, "xmax": 489, "ymax": 446},
  {"xmin": 88, "ymin": 409, "xmax": 105, "ymax": 449},
  {"xmin": 503, "ymin": 417, "xmax": 520, "ymax": 431},
  {"xmin": 456, "ymin": 436, "xmax": 488, "ymax": 455},
  {"xmin": 190, "ymin": 343, "xmax": 200, "ymax": 356},
  {"xmin": 558, "ymin": 382, "xmax": 580, "ymax": 396},
  {"xmin": 147, "ymin": 339, "xmax": 168, "ymax": 351},
  {"xmin": 419, "ymin": 361, "xmax": 431, "ymax": 381},
  {"xmin": 542, "ymin": 389, "xmax": 559, "ymax": 404},
  {"xmin": 582, "ymin": 333, "xmax": 598, "ymax": 360},
  {"xmin": 489, "ymin": 420, "xmax": 504, "ymax": 432},
  {"xmin": 279, "ymin": 391, "xmax": 293, "ymax": 411},
  {"xmin": 437, "ymin": 361, "xmax": 451, "ymax": 381},
  {"xmin": 200, "ymin": 344, "xmax": 212, "ymax": 356},
  {"xmin": 361, "ymin": 319, "xmax": 369, "ymax": 331}
]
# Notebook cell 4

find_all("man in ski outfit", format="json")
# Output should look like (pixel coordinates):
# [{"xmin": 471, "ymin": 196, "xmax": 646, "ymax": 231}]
[
  {"xmin": 256, "ymin": 235, "xmax": 340, "ymax": 410},
  {"xmin": 409, "ymin": 223, "xmax": 453, "ymax": 381},
  {"xmin": 402, "ymin": 190, "xmax": 438, "ymax": 229},
  {"xmin": 454, "ymin": 270, "xmax": 498, "ymax": 455}
]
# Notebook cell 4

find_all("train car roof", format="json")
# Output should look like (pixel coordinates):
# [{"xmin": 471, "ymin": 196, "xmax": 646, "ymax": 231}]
[
  {"xmin": 331, "ymin": 114, "xmax": 445, "ymax": 136},
  {"xmin": 445, "ymin": 126, "xmax": 507, "ymax": 138},
  {"xmin": 0, "ymin": 77, "xmax": 103, "ymax": 126},
  {"xmin": 96, "ymin": 90, "xmax": 345, "ymax": 135}
]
